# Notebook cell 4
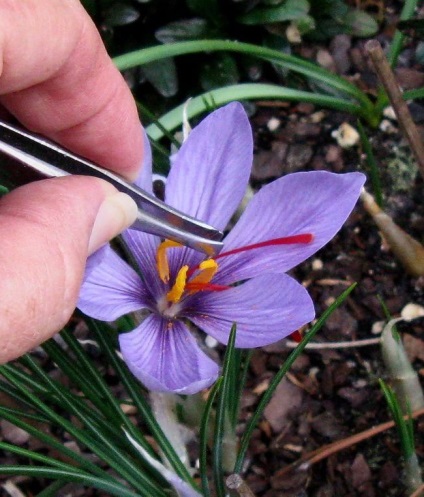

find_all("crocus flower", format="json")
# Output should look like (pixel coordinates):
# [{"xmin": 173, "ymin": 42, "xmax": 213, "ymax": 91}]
[{"xmin": 78, "ymin": 102, "xmax": 365, "ymax": 394}]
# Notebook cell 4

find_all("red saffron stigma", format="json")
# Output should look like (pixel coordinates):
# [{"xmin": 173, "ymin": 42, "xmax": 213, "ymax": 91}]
[
  {"xmin": 289, "ymin": 330, "xmax": 303, "ymax": 343},
  {"xmin": 215, "ymin": 233, "xmax": 314, "ymax": 259},
  {"xmin": 185, "ymin": 282, "xmax": 230, "ymax": 292}
]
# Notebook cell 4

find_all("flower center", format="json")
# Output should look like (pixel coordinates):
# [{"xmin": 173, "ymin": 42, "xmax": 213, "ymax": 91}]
[
  {"xmin": 155, "ymin": 232, "xmax": 314, "ymax": 305},
  {"xmin": 156, "ymin": 242, "xmax": 226, "ymax": 304}
]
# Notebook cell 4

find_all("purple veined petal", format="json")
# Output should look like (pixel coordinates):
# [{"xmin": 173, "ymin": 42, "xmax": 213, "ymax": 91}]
[
  {"xmin": 215, "ymin": 171, "xmax": 366, "ymax": 284},
  {"xmin": 133, "ymin": 127, "xmax": 153, "ymax": 192},
  {"xmin": 122, "ymin": 230, "xmax": 166, "ymax": 300},
  {"xmin": 186, "ymin": 273, "xmax": 315, "ymax": 348},
  {"xmin": 119, "ymin": 314, "xmax": 219, "ymax": 394},
  {"xmin": 78, "ymin": 245, "xmax": 149, "ymax": 321},
  {"xmin": 165, "ymin": 102, "xmax": 253, "ymax": 231}
]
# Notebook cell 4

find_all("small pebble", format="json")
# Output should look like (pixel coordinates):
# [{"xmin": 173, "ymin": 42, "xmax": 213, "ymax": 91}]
[
  {"xmin": 205, "ymin": 335, "xmax": 219, "ymax": 348},
  {"xmin": 331, "ymin": 123, "xmax": 360, "ymax": 148},
  {"xmin": 311, "ymin": 258, "xmax": 324, "ymax": 270},
  {"xmin": 267, "ymin": 117, "xmax": 281, "ymax": 132},
  {"xmin": 401, "ymin": 302, "xmax": 424, "ymax": 321}
]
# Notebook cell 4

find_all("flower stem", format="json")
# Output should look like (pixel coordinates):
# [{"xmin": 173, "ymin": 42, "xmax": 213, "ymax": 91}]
[{"xmin": 149, "ymin": 392, "xmax": 191, "ymax": 470}]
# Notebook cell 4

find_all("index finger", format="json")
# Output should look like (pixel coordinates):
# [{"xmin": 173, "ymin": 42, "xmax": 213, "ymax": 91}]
[{"xmin": 0, "ymin": 0, "xmax": 142, "ymax": 180}]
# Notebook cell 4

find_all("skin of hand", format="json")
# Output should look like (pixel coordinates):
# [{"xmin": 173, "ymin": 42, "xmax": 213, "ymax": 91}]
[{"xmin": 0, "ymin": 0, "xmax": 143, "ymax": 362}]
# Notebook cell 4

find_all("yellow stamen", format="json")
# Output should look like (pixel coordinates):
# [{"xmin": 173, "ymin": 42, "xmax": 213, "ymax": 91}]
[
  {"xmin": 156, "ymin": 240, "xmax": 183, "ymax": 283},
  {"xmin": 188, "ymin": 259, "xmax": 218, "ymax": 292},
  {"xmin": 167, "ymin": 265, "xmax": 189, "ymax": 303}
]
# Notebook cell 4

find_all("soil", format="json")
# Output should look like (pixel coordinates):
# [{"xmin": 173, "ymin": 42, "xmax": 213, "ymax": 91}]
[{"xmin": 1, "ymin": 3, "xmax": 424, "ymax": 497}]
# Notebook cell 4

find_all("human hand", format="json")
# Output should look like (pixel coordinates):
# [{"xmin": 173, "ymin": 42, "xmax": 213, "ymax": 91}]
[{"xmin": 0, "ymin": 0, "xmax": 143, "ymax": 362}]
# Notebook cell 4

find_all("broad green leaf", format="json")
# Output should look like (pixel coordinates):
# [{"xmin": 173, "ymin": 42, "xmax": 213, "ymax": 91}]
[
  {"xmin": 343, "ymin": 10, "xmax": 378, "ymax": 37},
  {"xmin": 200, "ymin": 53, "xmax": 240, "ymax": 91},
  {"xmin": 113, "ymin": 40, "xmax": 373, "ymax": 112},
  {"xmin": 155, "ymin": 18, "xmax": 209, "ymax": 44},
  {"xmin": 141, "ymin": 58, "xmax": 178, "ymax": 97},
  {"xmin": 295, "ymin": 14, "xmax": 316, "ymax": 34},
  {"xmin": 103, "ymin": 3, "xmax": 140, "ymax": 26},
  {"xmin": 238, "ymin": 0, "xmax": 310, "ymax": 25},
  {"xmin": 186, "ymin": 0, "xmax": 222, "ymax": 24}
]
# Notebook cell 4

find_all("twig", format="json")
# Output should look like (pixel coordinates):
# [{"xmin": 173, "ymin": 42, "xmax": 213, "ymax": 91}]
[
  {"xmin": 365, "ymin": 40, "xmax": 424, "ymax": 180},
  {"xmin": 285, "ymin": 337, "xmax": 380, "ymax": 349},
  {"xmin": 274, "ymin": 407, "xmax": 424, "ymax": 478},
  {"xmin": 226, "ymin": 474, "xmax": 256, "ymax": 497}
]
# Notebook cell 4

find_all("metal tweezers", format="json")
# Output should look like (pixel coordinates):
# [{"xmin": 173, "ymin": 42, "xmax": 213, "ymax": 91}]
[{"xmin": 0, "ymin": 120, "xmax": 224, "ymax": 256}]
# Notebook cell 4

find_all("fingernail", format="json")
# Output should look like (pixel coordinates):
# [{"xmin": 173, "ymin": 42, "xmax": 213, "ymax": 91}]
[{"xmin": 88, "ymin": 192, "xmax": 138, "ymax": 255}]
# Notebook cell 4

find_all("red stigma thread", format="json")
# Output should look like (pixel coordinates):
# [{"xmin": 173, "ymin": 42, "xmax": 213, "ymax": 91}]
[
  {"xmin": 289, "ymin": 330, "xmax": 303, "ymax": 343},
  {"xmin": 186, "ymin": 282, "xmax": 230, "ymax": 292},
  {"xmin": 215, "ymin": 233, "xmax": 314, "ymax": 260}
]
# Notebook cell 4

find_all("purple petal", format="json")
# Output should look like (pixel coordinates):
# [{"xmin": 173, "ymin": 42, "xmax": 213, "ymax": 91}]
[
  {"xmin": 186, "ymin": 273, "xmax": 315, "ymax": 348},
  {"xmin": 122, "ymin": 230, "xmax": 165, "ymax": 300},
  {"xmin": 133, "ymin": 128, "xmax": 153, "ymax": 192},
  {"xmin": 165, "ymin": 102, "xmax": 253, "ymax": 231},
  {"xmin": 78, "ymin": 245, "xmax": 148, "ymax": 321},
  {"xmin": 215, "ymin": 171, "xmax": 365, "ymax": 284},
  {"xmin": 119, "ymin": 314, "xmax": 219, "ymax": 394}
]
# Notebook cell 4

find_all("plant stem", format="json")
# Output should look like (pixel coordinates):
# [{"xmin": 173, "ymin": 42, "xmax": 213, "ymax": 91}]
[
  {"xmin": 226, "ymin": 474, "xmax": 256, "ymax": 497},
  {"xmin": 365, "ymin": 40, "xmax": 424, "ymax": 180}
]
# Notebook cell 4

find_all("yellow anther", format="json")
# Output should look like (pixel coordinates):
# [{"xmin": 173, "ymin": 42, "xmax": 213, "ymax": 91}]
[
  {"xmin": 156, "ymin": 240, "xmax": 183, "ymax": 283},
  {"xmin": 167, "ymin": 265, "xmax": 189, "ymax": 304},
  {"xmin": 189, "ymin": 259, "xmax": 218, "ymax": 287}
]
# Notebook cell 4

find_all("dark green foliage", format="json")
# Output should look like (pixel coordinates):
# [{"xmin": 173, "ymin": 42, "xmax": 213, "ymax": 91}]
[{"xmin": 80, "ymin": 0, "xmax": 378, "ymax": 101}]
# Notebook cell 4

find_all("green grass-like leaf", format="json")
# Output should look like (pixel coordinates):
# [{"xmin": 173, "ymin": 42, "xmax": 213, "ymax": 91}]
[
  {"xmin": 199, "ymin": 378, "xmax": 222, "ymax": 497},
  {"xmin": 357, "ymin": 119, "xmax": 383, "ymax": 207},
  {"xmin": 114, "ymin": 40, "xmax": 373, "ymax": 112},
  {"xmin": 146, "ymin": 83, "xmax": 363, "ymax": 141},
  {"xmin": 213, "ymin": 324, "xmax": 237, "ymax": 497},
  {"xmin": 379, "ymin": 379, "xmax": 415, "ymax": 458},
  {"xmin": 234, "ymin": 283, "xmax": 357, "ymax": 472}
]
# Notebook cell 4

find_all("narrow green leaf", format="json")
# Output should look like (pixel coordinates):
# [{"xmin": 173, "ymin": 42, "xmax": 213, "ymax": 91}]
[
  {"xmin": 234, "ymin": 283, "xmax": 357, "ymax": 472},
  {"xmin": 0, "ymin": 467, "xmax": 143, "ymax": 497},
  {"xmin": 89, "ymin": 319, "xmax": 199, "ymax": 491},
  {"xmin": 388, "ymin": 0, "xmax": 419, "ymax": 67},
  {"xmin": 231, "ymin": 350, "xmax": 253, "ymax": 428},
  {"xmin": 59, "ymin": 329, "xmax": 155, "ymax": 458},
  {"xmin": 213, "ymin": 325, "xmax": 237, "ymax": 497},
  {"xmin": 146, "ymin": 83, "xmax": 364, "ymax": 141},
  {"xmin": 113, "ymin": 40, "xmax": 372, "ymax": 110},
  {"xmin": 36, "ymin": 481, "xmax": 68, "ymax": 497},
  {"xmin": 0, "ymin": 406, "xmax": 110, "ymax": 479},
  {"xmin": 0, "ymin": 361, "xmax": 166, "ymax": 497},
  {"xmin": 0, "ymin": 441, "xmax": 87, "ymax": 472},
  {"xmin": 135, "ymin": 100, "xmax": 180, "ymax": 149},
  {"xmin": 357, "ymin": 119, "xmax": 383, "ymax": 207},
  {"xmin": 199, "ymin": 379, "xmax": 222, "ymax": 497}
]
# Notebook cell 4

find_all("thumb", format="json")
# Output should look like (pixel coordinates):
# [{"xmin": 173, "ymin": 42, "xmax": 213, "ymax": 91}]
[{"xmin": 0, "ymin": 176, "xmax": 137, "ymax": 363}]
